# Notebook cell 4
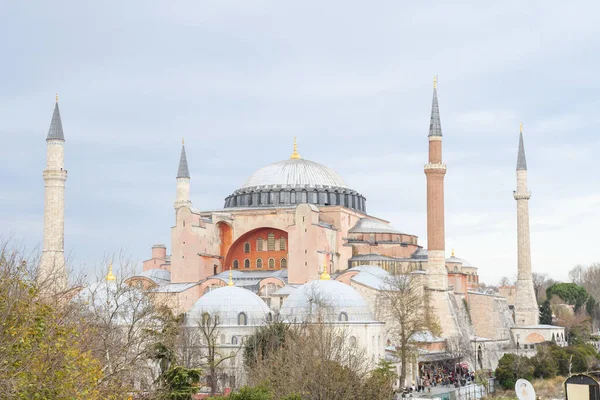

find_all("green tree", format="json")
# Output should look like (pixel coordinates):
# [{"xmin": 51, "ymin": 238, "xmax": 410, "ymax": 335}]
[
  {"xmin": 244, "ymin": 321, "xmax": 291, "ymax": 368},
  {"xmin": 160, "ymin": 366, "xmax": 203, "ymax": 400},
  {"xmin": 531, "ymin": 344, "xmax": 558, "ymax": 378},
  {"xmin": 539, "ymin": 300, "xmax": 553, "ymax": 324},
  {"xmin": 546, "ymin": 283, "xmax": 590, "ymax": 312},
  {"xmin": 495, "ymin": 353, "xmax": 534, "ymax": 389},
  {"xmin": 363, "ymin": 360, "xmax": 396, "ymax": 400},
  {"xmin": 0, "ymin": 246, "xmax": 105, "ymax": 399}
]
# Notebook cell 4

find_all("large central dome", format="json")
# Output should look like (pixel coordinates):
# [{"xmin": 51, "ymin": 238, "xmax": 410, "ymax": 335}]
[
  {"xmin": 223, "ymin": 142, "xmax": 366, "ymax": 213},
  {"xmin": 241, "ymin": 159, "xmax": 348, "ymax": 189}
]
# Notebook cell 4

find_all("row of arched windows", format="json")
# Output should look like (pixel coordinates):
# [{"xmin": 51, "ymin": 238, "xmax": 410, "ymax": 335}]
[
  {"xmin": 232, "ymin": 258, "xmax": 287, "ymax": 269},
  {"xmin": 225, "ymin": 189, "xmax": 367, "ymax": 213},
  {"xmin": 246, "ymin": 235, "xmax": 286, "ymax": 253}
]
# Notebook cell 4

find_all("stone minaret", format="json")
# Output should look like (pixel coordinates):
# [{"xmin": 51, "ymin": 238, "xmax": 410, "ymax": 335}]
[
  {"xmin": 39, "ymin": 96, "xmax": 68, "ymax": 291},
  {"xmin": 424, "ymin": 77, "xmax": 448, "ymax": 290},
  {"xmin": 513, "ymin": 124, "xmax": 539, "ymax": 326},
  {"xmin": 174, "ymin": 139, "xmax": 192, "ymax": 209}
]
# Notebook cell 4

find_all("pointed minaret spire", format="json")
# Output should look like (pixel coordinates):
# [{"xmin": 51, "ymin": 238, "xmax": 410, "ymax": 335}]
[
  {"xmin": 428, "ymin": 76, "xmax": 442, "ymax": 137},
  {"xmin": 174, "ymin": 140, "xmax": 192, "ymax": 209},
  {"xmin": 517, "ymin": 122, "xmax": 527, "ymax": 171},
  {"xmin": 177, "ymin": 139, "xmax": 190, "ymax": 178},
  {"xmin": 46, "ymin": 96, "xmax": 65, "ymax": 140}
]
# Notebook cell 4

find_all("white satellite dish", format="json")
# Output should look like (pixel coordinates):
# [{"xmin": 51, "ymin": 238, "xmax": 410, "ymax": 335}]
[{"xmin": 515, "ymin": 379, "xmax": 536, "ymax": 400}]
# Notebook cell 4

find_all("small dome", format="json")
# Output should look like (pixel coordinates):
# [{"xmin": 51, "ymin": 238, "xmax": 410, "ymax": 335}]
[
  {"xmin": 242, "ymin": 158, "xmax": 348, "ymax": 189},
  {"xmin": 349, "ymin": 218, "xmax": 403, "ymax": 235},
  {"xmin": 136, "ymin": 269, "xmax": 171, "ymax": 284},
  {"xmin": 280, "ymin": 280, "xmax": 375, "ymax": 323},
  {"xmin": 187, "ymin": 286, "xmax": 271, "ymax": 327},
  {"xmin": 446, "ymin": 256, "xmax": 472, "ymax": 267}
]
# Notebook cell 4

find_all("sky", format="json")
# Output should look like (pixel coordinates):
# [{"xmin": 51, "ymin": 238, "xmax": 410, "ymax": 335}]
[{"xmin": 1, "ymin": 1, "xmax": 599, "ymax": 285}]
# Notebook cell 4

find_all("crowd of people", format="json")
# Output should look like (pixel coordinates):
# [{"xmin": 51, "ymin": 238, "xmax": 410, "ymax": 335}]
[{"xmin": 396, "ymin": 363, "xmax": 478, "ymax": 398}]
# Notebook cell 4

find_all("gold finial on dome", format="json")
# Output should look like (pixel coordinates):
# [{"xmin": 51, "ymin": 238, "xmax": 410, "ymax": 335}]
[
  {"xmin": 452, "ymin": 249, "xmax": 455, "ymax": 257},
  {"xmin": 290, "ymin": 137, "xmax": 301, "ymax": 159},
  {"xmin": 433, "ymin": 75, "xmax": 437, "ymax": 89},
  {"xmin": 55, "ymin": 93, "xmax": 59, "ymax": 103},
  {"xmin": 106, "ymin": 262, "xmax": 116, "ymax": 281},
  {"xmin": 320, "ymin": 257, "xmax": 331, "ymax": 280},
  {"xmin": 520, "ymin": 122, "xmax": 523, "ymax": 134},
  {"xmin": 228, "ymin": 269, "xmax": 234, "ymax": 286}
]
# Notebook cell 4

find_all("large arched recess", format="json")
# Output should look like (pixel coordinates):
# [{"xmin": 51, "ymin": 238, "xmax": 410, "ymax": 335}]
[{"xmin": 224, "ymin": 227, "xmax": 288, "ymax": 271}]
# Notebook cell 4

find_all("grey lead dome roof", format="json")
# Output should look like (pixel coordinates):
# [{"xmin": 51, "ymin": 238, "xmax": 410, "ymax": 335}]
[
  {"xmin": 187, "ymin": 286, "xmax": 271, "ymax": 327},
  {"xmin": 280, "ymin": 280, "xmax": 376, "ymax": 323},
  {"xmin": 241, "ymin": 159, "xmax": 348, "ymax": 189}
]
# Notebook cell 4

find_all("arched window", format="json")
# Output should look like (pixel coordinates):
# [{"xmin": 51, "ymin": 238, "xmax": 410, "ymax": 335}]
[
  {"xmin": 244, "ymin": 242, "xmax": 250, "ymax": 253},
  {"xmin": 230, "ymin": 351, "xmax": 236, "ymax": 366},
  {"xmin": 202, "ymin": 313, "xmax": 210, "ymax": 326},
  {"xmin": 268, "ymin": 258, "xmax": 275, "ymax": 269},
  {"xmin": 349, "ymin": 336, "xmax": 357, "ymax": 347},
  {"xmin": 233, "ymin": 260, "xmax": 239, "ymax": 269},
  {"xmin": 256, "ymin": 258, "xmax": 263, "ymax": 268},
  {"xmin": 232, "ymin": 336, "xmax": 238, "ymax": 345},
  {"xmin": 291, "ymin": 191, "xmax": 296, "ymax": 204},
  {"xmin": 280, "ymin": 258, "xmax": 287, "ymax": 269},
  {"xmin": 338, "ymin": 312, "xmax": 348, "ymax": 322},
  {"xmin": 301, "ymin": 190, "xmax": 308, "ymax": 203},
  {"xmin": 266, "ymin": 313, "xmax": 273, "ymax": 322},
  {"xmin": 244, "ymin": 259, "xmax": 250, "ymax": 269},
  {"xmin": 257, "ymin": 238, "xmax": 263, "ymax": 251},
  {"xmin": 267, "ymin": 233, "xmax": 275, "ymax": 250},
  {"xmin": 238, "ymin": 312, "xmax": 247, "ymax": 326},
  {"xmin": 279, "ymin": 238, "xmax": 286, "ymax": 251},
  {"xmin": 220, "ymin": 334, "xmax": 225, "ymax": 344}
]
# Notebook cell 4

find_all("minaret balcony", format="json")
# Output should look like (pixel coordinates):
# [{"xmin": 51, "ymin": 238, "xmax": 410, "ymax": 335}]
[
  {"xmin": 424, "ymin": 163, "xmax": 447, "ymax": 174},
  {"xmin": 513, "ymin": 191, "xmax": 531, "ymax": 200},
  {"xmin": 43, "ymin": 170, "xmax": 68, "ymax": 180}
]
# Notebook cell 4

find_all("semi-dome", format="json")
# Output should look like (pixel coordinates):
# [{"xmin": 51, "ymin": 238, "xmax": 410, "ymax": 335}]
[
  {"xmin": 280, "ymin": 280, "xmax": 376, "ymax": 323},
  {"xmin": 187, "ymin": 285, "xmax": 271, "ymax": 327},
  {"xmin": 224, "ymin": 147, "xmax": 367, "ymax": 212}
]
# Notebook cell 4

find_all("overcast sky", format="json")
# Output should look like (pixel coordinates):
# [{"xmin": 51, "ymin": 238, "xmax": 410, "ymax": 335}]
[{"xmin": 1, "ymin": 1, "xmax": 598, "ymax": 285}]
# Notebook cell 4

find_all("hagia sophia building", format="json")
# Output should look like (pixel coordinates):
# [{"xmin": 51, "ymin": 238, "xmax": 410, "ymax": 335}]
[{"xmin": 38, "ymin": 80, "xmax": 565, "ymax": 386}]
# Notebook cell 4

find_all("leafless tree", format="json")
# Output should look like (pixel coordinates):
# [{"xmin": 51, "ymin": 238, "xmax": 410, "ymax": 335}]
[
  {"xmin": 74, "ymin": 256, "xmax": 168, "ymax": 393},
  {"xmin": 379, "ymin": 272, "xmax": 441, "ymax": 387},
  {"xmin": 498, "ymin": 276, "xmax": 513, "ymax": 287},
  {"xmin": 194, "ymin": 312, "xmax": 237, "ymax": 396}
]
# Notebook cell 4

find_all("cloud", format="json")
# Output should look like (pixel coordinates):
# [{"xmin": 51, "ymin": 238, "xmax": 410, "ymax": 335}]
[{"xmin": 1, "ymin": 0, "xmax": 599, "ymax": 286}]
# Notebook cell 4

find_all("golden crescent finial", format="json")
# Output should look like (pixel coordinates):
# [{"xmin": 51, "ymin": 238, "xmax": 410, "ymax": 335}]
[
  {"xmin": 182, "ymin": 137, "xmax": 185, "ymax": 145},
  {"xmin": 228, "ymin": 269, "xmax": 234, "ymax": 286},
  {"xmin": 320, "ymin": 255, "xmax": 331, "ymax": 280},
  {"xmin": 452, "ymin": 249, "xmax": 455, "ymax": 257},
  {"xmin": 433, "ymin": 75, "xmax": 437, "ymax": 89},
  {"xmin": 55, "ymin": 93, "xmax": 59, "ymax": 103},
  {"xmin": 106, "ymin": 261, "xmax": 116, "ymax": 281},
  {"xmin": 290, "ymin": 136, "xmax": 300, "ymax": 159},
  {"xmin": 520, "ymin": 122, "xmax": 523, "ymax": 134}
]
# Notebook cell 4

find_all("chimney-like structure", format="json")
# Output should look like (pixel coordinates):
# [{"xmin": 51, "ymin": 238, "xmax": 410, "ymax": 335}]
[
  {"xmin": 174, "ymin": 139, "xmax": 192, "ymax": 209},
  {"xmin": 424, "ymin": 77, "xmax": 448, "ymax": 290},
  {"xmin": 513, "ymin": 124, "xmax": 539, "ymax": 326},
  {"xmin": 39, "ymin": 95, "xmax": 68, "ymax": 291}
]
